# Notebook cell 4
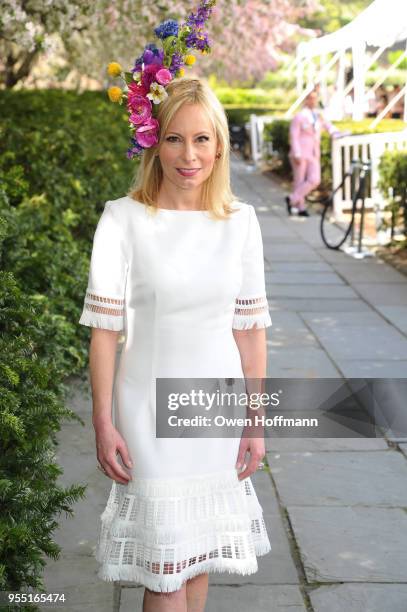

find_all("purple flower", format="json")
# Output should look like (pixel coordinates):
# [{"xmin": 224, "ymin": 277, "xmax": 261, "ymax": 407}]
[
  {"xmin": 127, "ymin": 137, "xmax": 144, "ymax": 159},
  {"xmin": 185, "ymin": 30, "xmax": 211, "ymax": 52},
  {"xmin": 154, "ymin": 19, "xmax": 179, "ymax": 40},
  {"xmin": 169, "ymin": 52, "xmax": 184, "ymax": 76},
  {"xmin": 186, "ymin": 1, "xmax": 215, "ymax": 28},
  {"xmin": 183, "ymin": 1, "xmax": 215, "ymax": 52},
  {"xmin": 131, "ymin": 44, "xmax": 164, "ymax": 73}
]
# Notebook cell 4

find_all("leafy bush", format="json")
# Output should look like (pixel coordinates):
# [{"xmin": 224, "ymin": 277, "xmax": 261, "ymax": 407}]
[
  {"xmin": 378, "ymin": 150, "xmax": 407, "ymax": 240},
  {"xmin": 0, "ymin": 89, "xmax": 134, "ymax": 603}
]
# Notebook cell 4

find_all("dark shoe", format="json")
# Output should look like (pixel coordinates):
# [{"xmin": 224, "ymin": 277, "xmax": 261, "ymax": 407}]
[
  {"xmin": 298, "ymin": 209, "xmax": 310, "ymax": 217},
  {"xmin": 285, "ymin": 196, "xmax": 292, "ymax": 216}
]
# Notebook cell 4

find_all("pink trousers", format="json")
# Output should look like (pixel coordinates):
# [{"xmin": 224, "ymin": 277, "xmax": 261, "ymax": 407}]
[{"xmin": 289, "ymin": 156, "xmax": 321, "ymax": 209}]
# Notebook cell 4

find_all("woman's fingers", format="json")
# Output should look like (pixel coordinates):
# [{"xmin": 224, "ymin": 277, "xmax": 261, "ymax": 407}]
[
  {"xmin": 116, "ymin": 439, "xmax": 133, "ymax": 470},
  {"xmin": 104, "ymin": 454, "xmax": 132, "ymax": 484},
  {"xmin": 95, "ymin": 425, "xmax": 133, "ymax": 484},
  {"xmin": 237, "ymin": 455, "xmax": 261, "ymax": 480}
]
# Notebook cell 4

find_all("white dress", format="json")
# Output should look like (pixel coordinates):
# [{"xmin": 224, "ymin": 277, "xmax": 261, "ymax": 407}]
[{"xmin": 78, "ymin": 195, "xmax": 272, "ymax": 592}]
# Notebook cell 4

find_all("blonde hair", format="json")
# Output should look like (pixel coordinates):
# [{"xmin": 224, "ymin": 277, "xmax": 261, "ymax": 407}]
[{"xmin": 127, "ymin": 76, "xmax": 242, "ymax": 220}]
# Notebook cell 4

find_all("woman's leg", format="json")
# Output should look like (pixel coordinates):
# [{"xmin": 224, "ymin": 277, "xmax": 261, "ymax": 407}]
[
  {"xmin": 143, "ymin": 584, "xmax": 187, "ymax": 612},
  {"xmin": 186, "ymin": 573, "xmax": 209, "ymax": 612}
]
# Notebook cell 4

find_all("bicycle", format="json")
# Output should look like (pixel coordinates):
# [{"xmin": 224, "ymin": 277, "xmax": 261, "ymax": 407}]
[{"xmin": 318, "ymin": 159, "xmax": 372, "ymax": 251}]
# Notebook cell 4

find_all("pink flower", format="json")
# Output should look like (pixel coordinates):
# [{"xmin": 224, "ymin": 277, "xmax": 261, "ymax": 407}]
[
  {"xmin": 141, "ymin": 64, "xmax": 161, "ymax": 90},
  {"xmin": 129, "ymin": 96, "xmax": 152, "ymax": 125},
  {"xmin": 135, "ymin": 117, "xmax": 160, "ymax": 148},
  {"xmin": 127, "ymin": 81, "xmax": 149, "ymax": 104},
  {"xmin": 155, "ymin": 68, "xmax": 172, "ymax": 86}
]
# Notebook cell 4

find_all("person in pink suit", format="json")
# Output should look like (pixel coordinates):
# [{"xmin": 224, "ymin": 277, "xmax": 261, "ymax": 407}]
[{"xmin": 286, "ymin": 88, "xmax": 342, "ymax": 217}]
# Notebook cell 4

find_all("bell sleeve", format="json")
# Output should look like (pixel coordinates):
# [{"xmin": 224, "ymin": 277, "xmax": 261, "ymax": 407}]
[
  {"xmin": 232, "ymin": 204, "xmax": 272, "ymax": 331},
  {"xmin": 78, "ymin": 201, "xmax": 128, "ymax": 331}
]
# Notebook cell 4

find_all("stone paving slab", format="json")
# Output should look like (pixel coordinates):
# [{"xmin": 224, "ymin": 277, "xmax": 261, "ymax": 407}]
[
  {"xmin": 301, "ymin": 311, "xmax": 391, "ymax": 328},
  {"xmin": 264, "ymin": 244, "xmax": 323, "ymax": 262},
  {"xmin": 266, "ymin": 271, "xmax": 346, "ymax": 285},
  {"xmin": 268, "ymin": 261, "xmax": 334, "ymax": 272},
  {"xmin": 269, "ymin": 283, "xmax": 361, "ymax": 299},
  {"xmin": 265, "ymin": 438, "xmax": 389, "ymax": 452},
  {"xmin": 310, "ymin": 583, "xmax": 407, "ymax": 612},
  {"xmin": 375, "ymin": 305, "xmax": 407, "ymax": 334},
  {"xmin": 314, "ymin": 247, "xmax": 356, "ymax": 264},
  {"xmin": 268, "ymin": 297, "xmax": 374, "ymax": 313},
  {"xmin": 332, "ymin": 261, "xmax": 407, "ymax": 283},
  {"xmin": 206, "ymin": 585, "xmax": 306, "ymax": 612},
  {"xmin": 41, "ymin": 553, "xmax": 114, "ymax": 611},
  {"xmin": 334, "ymin": 359, "xmax": 407, "ymax": 378},
  {"xmin": 304, "ymin": 320, "xmax": 407, "ymax": 361},
  {"xmin": 266, "ymin": 450, "xmax": 407, "ymax": 507},
  {"xmin": 288, "ymin": 506, "xmax": 407, "ymax": 582},
  {"xmin": 267, "ymin": 311, "xmax": 320, "ymax": 348},
  {"xmin": 120, "ymin": 585, "xmax": 307, "ymax": 612},
  {"xmin": 266, "ymin": 346, "xmax": 341, "ymax": 378},
  {"xmin": 351, "ymin": 282, "xmax": 407, "ymax": 306}
]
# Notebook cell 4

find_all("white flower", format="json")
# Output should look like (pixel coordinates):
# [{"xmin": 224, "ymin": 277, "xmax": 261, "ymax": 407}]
[{"xmin": 146, "ymin": 82, "xmax": 168, "ymax": 105}]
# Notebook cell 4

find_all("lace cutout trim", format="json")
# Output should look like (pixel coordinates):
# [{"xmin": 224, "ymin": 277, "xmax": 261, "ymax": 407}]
[
  {"xmin": 234, "ymin": 295, "xmax": 268, "ymax": 316},
  {"xmin": 84, "ymin": 291, "xmax": 124, "ymax": 317}
]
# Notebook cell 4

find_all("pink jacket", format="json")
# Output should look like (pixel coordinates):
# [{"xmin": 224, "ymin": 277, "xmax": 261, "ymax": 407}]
[{"xmin": 289, "ymin": 107, "xmax": 340, "ymax": 160}]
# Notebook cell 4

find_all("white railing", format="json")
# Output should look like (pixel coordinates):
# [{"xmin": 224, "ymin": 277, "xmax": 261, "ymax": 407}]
[
  {"xmin": 332, "ymin": 131, "xmax": 407, "ymax": 218},
  {"xmin": 249, "ymin": 114, "xmax": 275, "ymax": 165}
]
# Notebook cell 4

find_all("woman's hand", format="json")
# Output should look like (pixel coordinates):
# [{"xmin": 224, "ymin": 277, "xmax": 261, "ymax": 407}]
[
  {"xmin": 235, "ymin": 428, "xmax": 265, "ymax": 481},
  {"xmin": 94, "ymin": 420, "xmax": 133, "ymax": 484}
]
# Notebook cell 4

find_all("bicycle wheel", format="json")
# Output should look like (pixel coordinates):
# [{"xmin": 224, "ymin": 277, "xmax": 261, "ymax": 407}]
[{"xmin": 320, "ymin": 173, "xmax": 357, "ymax": 250}]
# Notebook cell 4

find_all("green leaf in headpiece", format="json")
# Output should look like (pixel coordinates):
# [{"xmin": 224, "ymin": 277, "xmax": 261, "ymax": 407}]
[{"xmin": 123, "ymin": 71, "xmax": 136, "ymax": 85}]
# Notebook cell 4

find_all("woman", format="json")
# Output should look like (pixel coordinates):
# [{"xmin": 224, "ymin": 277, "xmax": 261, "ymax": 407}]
[{"xmin": 79, "ymin": 76, "xmax": 272, "ymax": 611}]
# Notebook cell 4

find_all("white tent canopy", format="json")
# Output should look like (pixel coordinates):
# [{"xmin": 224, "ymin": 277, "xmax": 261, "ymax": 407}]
[
  {"xmin": 297, "ymin": 0, "xmax": 407, "ymax": 58},
  {"xmin": 288, "ymin": 0, "xmax": 407, "ymax": 124}
]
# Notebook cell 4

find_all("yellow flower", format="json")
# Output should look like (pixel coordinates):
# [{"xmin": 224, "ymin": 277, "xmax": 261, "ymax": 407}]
[
  {"xmin": 185, "ymin": 55, "xmax": 196, "ymax": 65},
  {"xmin": 107, "ymin": 86, "xmax": 123, "ymax": 103},
  {"xmin": 178, "ymin": 68, "xmax": 185, "ymax": 77},
  {"xmin": 107, "ymin": 62, "xmax": 122, "ymax": 77}
]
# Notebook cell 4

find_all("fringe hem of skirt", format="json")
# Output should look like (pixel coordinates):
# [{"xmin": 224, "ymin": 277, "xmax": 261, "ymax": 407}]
[
  {"xmin": 94, "ymin": 540, "xmax": 271, "ymax": 592},
  {"xmin": 93, "ymin": 469, "xmax": 272, "ymax": 592}
]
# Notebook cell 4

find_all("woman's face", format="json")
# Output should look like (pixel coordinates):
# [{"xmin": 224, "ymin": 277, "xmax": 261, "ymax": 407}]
[{"xmin": 157, "ymin": 102, "xmax": 220, "ymax": 190}]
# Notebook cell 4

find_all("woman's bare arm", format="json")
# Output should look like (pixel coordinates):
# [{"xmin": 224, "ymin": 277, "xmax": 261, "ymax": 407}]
[
  {"xmin": 89, "ymin": 328, "xmax": 120, "ymax": 428},
  {"xmin": 89, "ymin": 328, "xmax": 132, "ymax": 483},
  {"xmin": 232, "ymin": 327, "xmax": 268, "ymax": 480},
  {"xmin": 232, "ymin": 327, "xmax": 267, "ymax": 379}
]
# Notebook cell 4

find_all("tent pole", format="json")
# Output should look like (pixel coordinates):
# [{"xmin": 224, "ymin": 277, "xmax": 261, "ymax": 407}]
[
  {"xmin": 352, "ymin": 40, "xmax": 366, "ymax": 121},
  {"xmin": 336, "ymin": 49, "xmax": 346, "ymax": 120},
  {"xmin": 296, "ymin": 51, "xmax": 304, "ymax": 95},
  {"xmin": 404, "ymin": 41, "xmax": 407, "ymax": 123}
]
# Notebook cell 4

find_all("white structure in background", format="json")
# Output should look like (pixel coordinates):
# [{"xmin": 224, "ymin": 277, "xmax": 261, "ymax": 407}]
[
  {"xmin": 286, "ymin": 0, "xmax": 407, "ymax": 124},
  {"xmin": 331, "ymin": 130, "xmax": 407, "ymax": 219},
  {"xmin": 257, "ymin": 0, "xmax": 407, "ymax": 221}
]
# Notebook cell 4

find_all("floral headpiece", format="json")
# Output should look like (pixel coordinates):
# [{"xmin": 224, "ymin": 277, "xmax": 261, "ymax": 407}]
[{"xmin": 106, "ymin": 0, "xmax": 217, "ymax": 160}]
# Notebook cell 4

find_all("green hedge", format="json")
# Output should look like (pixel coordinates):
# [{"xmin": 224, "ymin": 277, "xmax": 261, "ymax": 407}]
[
  {"xmin": 0, "ymin": 89, "xmax": 135, "ymax": 604},
  {"xmin": 378, "ymin": 150, "xmax": 407, "ymax": 238}
]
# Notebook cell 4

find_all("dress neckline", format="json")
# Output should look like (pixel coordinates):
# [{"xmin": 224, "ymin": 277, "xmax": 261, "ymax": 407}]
[{"xmin": 128, "ymin": 196, "xmax": 207, "ymax": 213}]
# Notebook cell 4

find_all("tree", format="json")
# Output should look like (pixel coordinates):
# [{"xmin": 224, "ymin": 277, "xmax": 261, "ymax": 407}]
[{"xmin": 1, "ymin": 0, "xmax": 320, "ymax": 89}]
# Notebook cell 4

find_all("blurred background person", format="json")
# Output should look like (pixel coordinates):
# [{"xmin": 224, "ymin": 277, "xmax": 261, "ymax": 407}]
[
  {"xmin": 389, "ymin": 84, "xmax": 404, "ymax": 119},
  {"xmin": 285, "ymin": 88, "xmax": 343, "ymax": 217}
]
